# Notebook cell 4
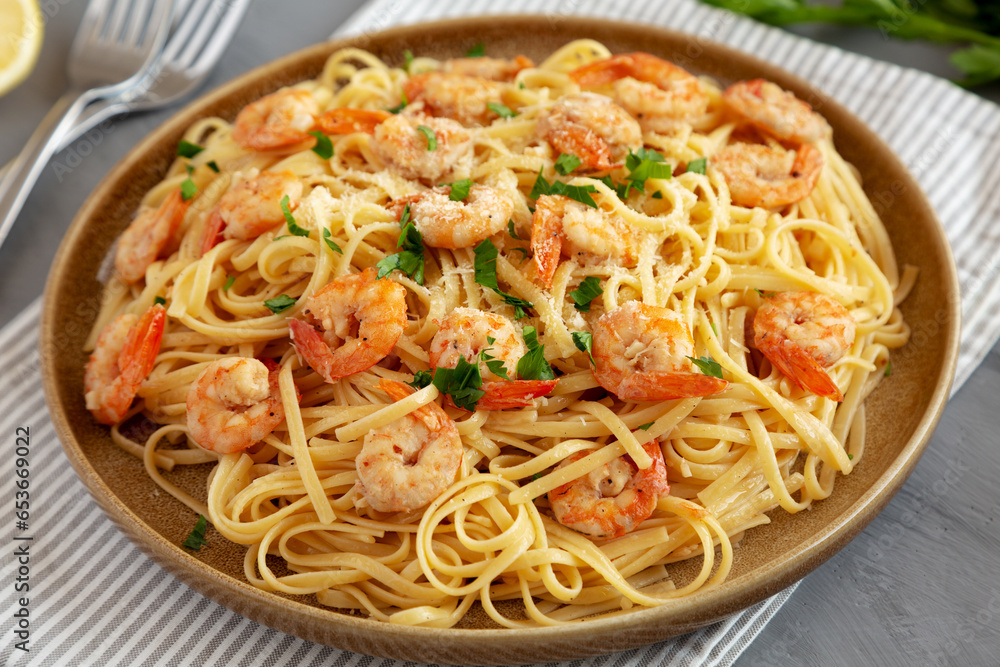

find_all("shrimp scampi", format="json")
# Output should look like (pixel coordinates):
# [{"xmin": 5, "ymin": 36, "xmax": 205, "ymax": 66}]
[
  {"xmin": 713, "ymin": 142, "xmax": 823, "ymax": 209},
  {"xmin": 536, "ymin": 92, "xmax": 642, "ymax": 171},
  {"xmin": 389, "ymin": 183, "xmax": 513, "ymax": 250},
  {"xmin": 200, "ymin": 169, "xmax": 303, "ymax": 255},
  {"xmin": 114, "ymin": 189, "xmax": 190, "ymax": 283}
]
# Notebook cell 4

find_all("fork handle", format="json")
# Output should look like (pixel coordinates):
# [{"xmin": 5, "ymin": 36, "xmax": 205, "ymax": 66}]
[{"xmin": 0, "ymin": 88, "xmax": 99, "ymax": 250}]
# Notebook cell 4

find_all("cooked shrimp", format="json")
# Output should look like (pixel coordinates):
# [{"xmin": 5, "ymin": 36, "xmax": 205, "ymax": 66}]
[
  {"xmin": 592, "ymin": 301, "xmax": 728, "ymax": 402},
  {"xmin": 753, "ymin": 291, "xmax": 855, "ymax": 402},
  {"xmin": 548, "ymin": 440, "xmax": 669, "ymax": 539},
  {"xmin": 314, "ymin": 108, "xmax": 391, "ymax": 135},
  {"xmin": 84, "ymin": 304, "xmax": 165, "ymax": 425},
  {"xmin": 356, "ymin": 379, "xmax": 463, "ymax": 513},
  {"xmin": 441, "ymin": 55, "xmax": 533, "ymax": 81},
  {"xmin": 570, "ymin": 52, "xmax": 709, "ymax": 133},
  {"xmin": 531, "ymin": 194, "xmax": 637, "ymax": 288},
  {"xmin": 201, "ymin": 170, "xmax": 303, "ymax": 255},
  {"xmin": 388, "ymin": 184, "xmax": 512, "ymax": 249},
  {"xmin": 186, "ymin": 357, "xmax": 285, "ymax": 454},
  {"xmin": 403, "ymin": 72, "xmax": 508, "ymax": 127},
  {"xmin": 371, "ymin": 113, "xmax": 472, "ymax": 182},
  {"xmin": 723, "ymin": 79, "xmax": 830, "ymax": 144},
  {"xmin": 713, "ymin": 142, "xmax": 823, "ymax": 209},
  {"xmin": 536, "ymin": 92, "xmax": 642, "ymax": 171},
  {"xmin": 428, "ymin": 308, "xmax": 558, "ymax": 410},
  {"xmin": 232, "ymin": 89, "xmax": 320, "ymax": 152},
  {"xmin": 114, "ymin": 189, "xmax": 190, "ymax": 283},
  {"xmin": 289, "ymin": 268, "xmax": 408, "ymax": 384}
]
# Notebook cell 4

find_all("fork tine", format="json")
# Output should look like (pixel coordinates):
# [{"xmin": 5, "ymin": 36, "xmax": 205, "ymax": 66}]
[
  {"xmin": 136, "ymin": 0, "xmax": 178, "ymax": 48},
  {"xmin": 103, "ymin": 0, "xmax": 134, "ymax": 43},
  {"xmin": 160, "ymin": 0, "xmax": 211, "ymax": 63},
  {"xmin": 73, "ymin": 0, "xmax": 116, "ymax": 49},
  {"xmin": 122, "ymin": 0, "xmax": 153, "ymax": 46},
  {"xmin": 176, "ymin": 0, "xmax": 250, "ymax": 72}
]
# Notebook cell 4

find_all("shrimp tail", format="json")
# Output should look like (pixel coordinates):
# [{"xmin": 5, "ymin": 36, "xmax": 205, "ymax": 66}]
[
  {"xmin": 118, "ymin": 304, "xmax": 166, "ymax": 387},
  {"xmin": 376, "ymin": 379, "xmax": 453, "ymax": 433},
  {"xmin": 200, "ymin": 210, "xmax": 224, "ymax": 257},
  {"xmin": 315, "ymin": 108, "xmax": 390, "ymax": 135},
  {"xmin": 531, "ymin": 196, "xmax": 564, "ymax": 287},
  {"xmin": 617, "ymin": 371, "xmax": 728, "ymax": 402},
  {"xmin": 569, "ymin": 54, "xmax": 636, "ymax": 87},
  {"xmin": 478, "ymin": 379, "xmax": 560, "ymax": 410},
  {"xmin": 289, "ymin": 318, "xmax": 338, "ymax": 384},
  {"xmin": 546, "ymin": 124, "xmax": 620, "ymax": 171},
  {"xmin": 759, "ymin": 337, "xmax": 844, "ymax": 402}
]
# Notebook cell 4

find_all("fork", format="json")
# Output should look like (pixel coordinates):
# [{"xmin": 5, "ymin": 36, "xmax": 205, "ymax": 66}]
[{"xmin": 0, "ymin": 0, "xmax": 176, "ymax": 251}]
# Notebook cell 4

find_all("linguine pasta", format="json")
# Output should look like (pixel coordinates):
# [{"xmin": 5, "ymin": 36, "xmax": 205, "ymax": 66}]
[{"xmin": 84, "ymin": 39, "xmax": 914, "ymax": 628}]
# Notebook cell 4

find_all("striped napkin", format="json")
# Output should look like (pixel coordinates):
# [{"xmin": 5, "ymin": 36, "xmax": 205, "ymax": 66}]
[{"xmin": 3, "ymin": 0, "xmax": 999, "ymax": 665}]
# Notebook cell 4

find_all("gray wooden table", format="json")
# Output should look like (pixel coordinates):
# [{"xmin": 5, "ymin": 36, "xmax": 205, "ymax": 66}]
[{"xmin": 1, "ymin": 3, "xmax": 997, "ymax": 665}]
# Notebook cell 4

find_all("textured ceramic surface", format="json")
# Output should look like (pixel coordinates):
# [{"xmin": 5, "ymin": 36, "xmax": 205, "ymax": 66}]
[{"xmin": 40, "ymin": 16, "xmax": 959, "ymax": 665}]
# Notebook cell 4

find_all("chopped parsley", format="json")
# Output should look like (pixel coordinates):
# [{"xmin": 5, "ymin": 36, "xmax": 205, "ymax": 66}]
[
  {"xmin": 176, "ymin": 140, "xmax": 203, "ymax": 158},
  {"xmin": 416, "ymin": 124, "xmax": 437, "ymax": 150},
  {"xmin": 554, "ymin": 153, "xmax": 582, "ymax": 175},
  {"xmin": 206, "ymin": 160, "xmax": 220, "ymax": 173},
  {"xmin": 884, "ymin": 361, "xmax": 892, "ymax": 377},
  {"xmin": 403, "ymin": 49, "xmax": 414, "ymax": 72},
  {"xmin": 571, "ymin": 330, "xmax": 595, "ymax": 367},
  {"xmin": 487, "ymin": 101, "xmax": 517, "ymax": 119},
  {"xmin": 507, "ymin": 219, "xmax": 521, "ymax": 240},
  {"xmin": 637, "ymin": 422, "xmax": 654, "ymax": 431},
  {"xmin": 598, "ymin": 175, "xmax": 631, "ymax": 201},
  {"xmin": 516, "ymin": 326, "xmax": 555, "ymax": 381},
  {"xmin": 686, "ymin": 157, "xmax": 707, "ymax": 175},
  {"xmin": 308, "ymin": 130, "xmax": 334, "ymax": 159},
  {"xmin": 473, "ymin": 239, "xmax": 533, "ymax": 319},
  {"xmin": 387, "ymin": 90, "xmax": 408, "ymax": 114},
  {"xmin": 264, "ymin": 294, "xmax": 296, "ymax": 314},
  {"xmin": 432, "ymin": 354, "xmax": 485, "ymax": 411},
  {"xmin": 465, "ymin": 41, "xmax": 485, "ymax": 57},
  {"xmin": 407, "ymin": 369, "xmax": 433, "ymax": 389},
  {"xmin": 180, "ymin": 174, "xmax": 197, "ymax": 201},
  {"xmin": 448, "ymin": 178, "xmax": 474, "ymax": 201},
  {"xmin": 530, "ymin": 169, "xmax": 598, "ymax": 208},
  {"xmin": 153, "ymin": 296, "xmax": 166, "ymax": 306},
  {"xmin": 623, "ymin": 148, "xmax": 672, "ymax": 196},
  {"xmin": 507, "ymin": 246, "xmax": 528, "ymax": 262},
  {"xmin": 687, "ymin": 355, "xmax": 724, "ymax": 379},
  {"xmin": 651, "ymin": 190, "xmax": 663, "ymax": 199},
  {"xmin": 569, "ymin": 276, "xmax": 603, "ymax": 313},
  {"xmin": 223, "ymin": 275, "xmax": 235, "ymax": 292},
  {"xmin": 280, "ymin": 195, "xmax": 309, "ymax": 237},
  {"xmin": 754, "ymin": 288, "xmax": 777, "ymax": 298},
  {"xmin": 376, "ymin": 204, "xmax": 425, "ymax": 284},
  {"xmin": 480, "ymin": 345, "xmax": 512, "ymax": 381},
  {"xmin": 182, "ymin": 515, "xmax": 208, "ymax": 550},
  {"xmin": 322, "ymin": 228, "xmax": 343, "ymax": 254}
]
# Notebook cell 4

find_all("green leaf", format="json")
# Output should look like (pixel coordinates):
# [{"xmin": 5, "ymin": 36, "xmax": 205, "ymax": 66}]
[
  {"xmin": 309, "ymin": 130, "xmax": 334, "ymax": 159},
  {"xmin": 569, "ymin": 276, "xmax": 603, "ymax": 313},
  {"xmin": 206, "ymin": 160, "xmax": 220, "ymax": 173},
  {"xmin": 508, "ymin": 247, "xmax": 528, "ymax": 262},
  {"xmin": 465, "ymin": 41, "xmax": 486, "ymax": 57},
  {"xmin": 177, "ymin": 140, "xmax": 204, "ymax": 158},
  {"xmin": 473, "ymin": 239, "xmax": 533, "ymax": 319},
  {"xmin": 223, "ymin": 275, "xmax": 235, "ymax": 292},
  {"xmin": 448, "ymin": 178, "xmax": 474, "ymax": 201},
  {"xmin": 686, "ymin": 157, "xmax": 707, "ymax": 175},
  {"xmin": 687, "ymin": 355, "xmax": 724, "ymax": 379},
  {"xmin": 507, "ymin": 219, "xmax": 521, "ymax": 240},
  {"xmin": 480, "ymin": 348, "xmax": 513, "ymax": 381},
  {"xmin": 951, "ymin": 44, "xmax": 1000, "ymax": 87},
  {"xmin": 530, "ymin": 169, "xmax": 599, "ymax": 208},
  {"xmin": 651, "ymin": 190, "xmax": 663, "ymax": 199},
  {"xmin": 403, "ymin": 49, "xmax": 414, "ymax": 72},
  {"xmin": 153, "ymin": 296, "xmax": 166, "ymax": 306},
  {"xmin": 517, "ymin": 326, "xmax": 555, "ymax": 381},
  {"xmin": 625, "ymin": 148, "xmax": 672, "ymax": 193},
  {"xmin": 180, "ymin": 178, "xmax": 197, "ymax": 201},
  {"xmin": 387, "ymin": 90, "xmax": 408, "ymax": 114},
  {"xmin": 487, "ymin": 101, "xmax": 517, "ymax": 119},
  {"xmin": 264, "ymin": 294, "xmax": 296, "ymax": 314},
  {"xmin": 571, "ymin": 331, "xmax": 595, "ymax": 367},
  {"xmin": 280, "ymin": 195, "xmax": 309, "ymax": 237},
  {"xmin": 182, "ymin": 515, "xmax": 208, "ymax": 550},
  {"xmin": 407, "ymin": 369, "xmax": 433, "ymax": 389},
  {"xmin": 637, "ymin": 421, "xmax": 654, "ymax": 431},
  {"xmin": 376, "ymin": 204, "xmax": 425, "ymax": 284},
  {"xmin": 433, "ymin": 355, "xmax": 485, "ymax": 411},
  {"xmin": 884, "ymin": 361, "xmax": 893, "ymax": 377},
  {"xmin": 417, "ymin": 125, "xmax": 437, "ymax": 150},
  {"xmin": 323, "ymin": 228, "xmax": 343, "ymax": 254},
  {"xmin": 554, "ymin": 152, "xmax": 582, "ymax": 175}
]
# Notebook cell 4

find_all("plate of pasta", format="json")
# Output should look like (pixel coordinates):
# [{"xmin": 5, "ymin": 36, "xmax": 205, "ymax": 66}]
[{"xmin": 41, "ymin": 15, "xmax": 959, "ymax": 665}]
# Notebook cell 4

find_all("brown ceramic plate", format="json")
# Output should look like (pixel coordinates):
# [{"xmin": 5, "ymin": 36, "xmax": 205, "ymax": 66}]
[{"xmin": 41, "ymin": 16, "xmax": 959, "ymax": 665}]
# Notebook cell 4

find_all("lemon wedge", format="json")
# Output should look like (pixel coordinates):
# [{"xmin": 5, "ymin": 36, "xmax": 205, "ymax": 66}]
[{"xmin": 0, "ymin": 0, "xmax": 43, "ymax": 97}]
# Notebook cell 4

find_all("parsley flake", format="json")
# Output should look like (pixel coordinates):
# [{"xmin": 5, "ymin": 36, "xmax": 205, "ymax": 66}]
[
  {"xmin": 637, "ymin": 422, "xmax": 654, "ymax": 431},
  {"xmin": 507, "ymin": 219, "xmax": 521, "ymax": 240},
  {"xmin": 465, "ymin": 42, "xmax": 485, "ymax": 58},
  {"xmin": 554, "ymin": 153, "xmax": 582, "ymax": 175},
  {"xmin": 433, "ymin": 355, "xmax": 485, "ymax": 411},
  {"xmin": 480, "ymin": 346, "xmax": 513, "ymax": 381},
  {"xmin": 322, "ymin": 228, "xmax": 343, "ymax": 254},
  {"xmin": 206, "ymin": 160, "xmax": 220, "ymax": 173},
  {"xmin": 884, "ymin": 361, "xmax": 892, "ymax": 377},
  {"xmin": 487, "ymin": 101, "xmax": 517, "ymax": 119},
  {"xmin": 687, "ymin": 355, "xmax": 724, "ymax": 379},
  {"xmin": 376, "ymin": 204, "xmax": 425, "ymax": 284},
  {"xmin": 624, "ymin": 148, "xmax": 672, "ymax": 195},
  {"xmin": 387, "ymin": 90, "xmax": 408, "ymax": 114},
  {"xmin": 473, "ymin": 239, "xmax": 533, "ymax": 319},
  {"xmin": 569, "ymin": 276, "xmax": 603, "ymax": 313},
  {"xmin": 180, "ymin": 178, "xmax": 197, "ymax": 201},
  {"xmin": 403, "ymin": 49, "xmax": 414, "ymax": 72},
  {"xmin": 571, "ymin": 331, "xmax": 595, "ymax": 367},
  {"xmin": 264, "ymin": 294, "xmax": 296, "ymax": 314},
  {"xmin": 309, "ymin": 130, "xmax": 334, "ymax": 159},
  {"xmin": 448, "ymin": 178, "xmax": 474, "ymax": 201},
  {"xmin": 516, "ymin": 326, "xmax": 555, "ymax": 381},
  {"xmin": 223, "ymin": 275, "xmax": 235, "ymax": 292},
  {"xmin": 686, "ymin": 157, "xmax": 707, "ymax": 175},
  {"xmin": 407, "ymin": 369, "xmax": 433, "ymax": 390},
  {"xmin": 417, "ymin": 124, "xmax": 437, "ymax": 150},
  {"xmin": 177, "ymin": 140, "xmax": 203, "ymax": 158},
  {"xmin": 280, "ymin": 195, "xmax": 309, "ymax": 237},
  {"xmin": 530, "ymin": 169, "xmax": 598, "ymax": 208},
  {"xmin": 153, "ymin": 296, "xmax": 166, "ymax": 306},
  {"xmin": 182, "ymin": 515, "xmax": 209, "ymax": 550}
]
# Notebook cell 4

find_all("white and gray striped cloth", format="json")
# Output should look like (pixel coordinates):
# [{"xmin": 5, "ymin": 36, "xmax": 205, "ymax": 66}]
[{"xmin": 3, "ymin": 0, "xmax": 999, "ymax": 665}]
